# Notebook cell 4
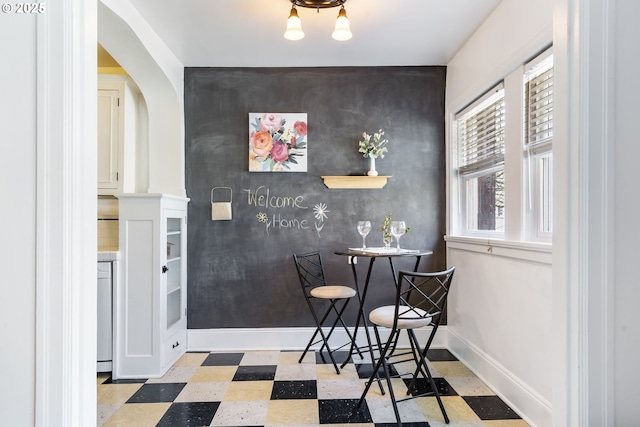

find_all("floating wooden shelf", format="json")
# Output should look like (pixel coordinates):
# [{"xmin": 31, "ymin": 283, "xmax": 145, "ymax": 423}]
[{"xmin": 321, "ymin": 175, "xmax": 391, "ymax": 189}]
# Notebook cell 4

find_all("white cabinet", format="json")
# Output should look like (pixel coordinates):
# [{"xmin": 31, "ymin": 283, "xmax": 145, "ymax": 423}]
[
  {"xmin": 114, "ymin": 193, "xmax": 189, "ymax": 379},
  {"xmin": 98, "ymin": 75, "xmax": 139, "ymax": 195},
  {"xmin": 97, "ymin": 261, "xmax": 113, "ymax": 372}
]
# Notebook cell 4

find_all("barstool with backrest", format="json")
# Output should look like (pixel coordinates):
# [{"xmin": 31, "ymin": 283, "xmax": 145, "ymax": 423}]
[
  {"xmin": 355, "ymin": 266, "xmax": 456, "ymax": 426},
  {"xmin": 292, "ymin": 251, "xmax": 362, "ymax": 374}
]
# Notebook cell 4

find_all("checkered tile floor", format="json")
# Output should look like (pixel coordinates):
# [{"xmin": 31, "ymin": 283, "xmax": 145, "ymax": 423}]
[{"xmin": 97, "ymin": 349, "xmax": 529, "ymax": 426}]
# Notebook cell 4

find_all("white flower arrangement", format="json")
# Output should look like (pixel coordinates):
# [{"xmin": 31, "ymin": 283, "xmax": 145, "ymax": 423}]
[{"xmin": 358, "ymin": 129, "xmax": 388, "ymax": 159}]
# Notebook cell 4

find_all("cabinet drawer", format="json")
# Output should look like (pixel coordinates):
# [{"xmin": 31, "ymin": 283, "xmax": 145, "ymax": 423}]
[{"xmin": 163, "ymin": 329, "xmax": 187, "ymax": 369}]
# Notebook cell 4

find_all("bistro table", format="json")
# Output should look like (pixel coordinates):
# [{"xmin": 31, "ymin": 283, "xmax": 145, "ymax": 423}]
[{"xmin": 333, "ymin": 248, "xmax": 433, "ymax": 377}]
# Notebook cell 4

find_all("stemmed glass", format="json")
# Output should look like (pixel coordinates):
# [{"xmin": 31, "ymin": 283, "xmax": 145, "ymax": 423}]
[
  {"xmin": 390, "ymin": 221, "xmax": 406, "ymax": 250},
  {"xmin": 357, "ymin": 221, "xmax": 371, "ymax": 249}
]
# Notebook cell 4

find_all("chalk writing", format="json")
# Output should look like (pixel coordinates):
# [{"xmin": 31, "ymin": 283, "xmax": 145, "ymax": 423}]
[
  {"xmin": 253, "ymin": 201, "xmax": 329, "ymax": 238},
  {"xmin": 263, "ymin": 214, "xmax": 310, "ymax": 235},
  {"xmin": 243, "ymin": 186, "xmax": 307, "ymax": 209}
]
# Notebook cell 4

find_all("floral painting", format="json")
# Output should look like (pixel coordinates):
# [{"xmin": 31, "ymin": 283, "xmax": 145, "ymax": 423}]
[{"xmin": 249, "ymin": 113, "xmax": 308, "ymax": 172}]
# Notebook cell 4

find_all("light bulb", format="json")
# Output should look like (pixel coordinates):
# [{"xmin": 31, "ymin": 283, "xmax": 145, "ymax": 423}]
[
  {"xmin": 332, "ymin": 7, "xmax": 352, "ymax": 41},
  {"xmin": 284, "ymin": 7, "xmax": 305, "ymax": 41}
]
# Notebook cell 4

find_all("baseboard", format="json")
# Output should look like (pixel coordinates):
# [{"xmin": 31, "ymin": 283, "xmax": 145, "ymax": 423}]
[
  {"xmin": 187, "ymin": 326, "xmax": 448, "ymax": 352},
  {"xmin": 97, "ymin": 360, "xmax": 112, "ymax": 373},
  {"xmin": 446, "ymin": 328, "xmax": 552, "ymax": 427}
]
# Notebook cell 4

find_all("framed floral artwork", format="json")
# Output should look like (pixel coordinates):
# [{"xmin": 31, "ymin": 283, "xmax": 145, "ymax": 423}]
[{"xmin": 249, "ymin": 113, "xmax": 308, "ymax": 172}]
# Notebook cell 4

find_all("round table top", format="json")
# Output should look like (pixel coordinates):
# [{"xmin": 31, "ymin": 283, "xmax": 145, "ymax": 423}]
[{"xmin": 334, "ymin": 248, "xmax": 433, "ymax": 258}]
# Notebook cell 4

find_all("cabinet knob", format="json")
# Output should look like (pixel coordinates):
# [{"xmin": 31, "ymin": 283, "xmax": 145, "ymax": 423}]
[
  {"xmin": 162, "ymin": 265, "xmax": 168, "ymax": 273},
  {"xmin": 172, "ymin": 341, "xmax": 180, "ymax": 349}
]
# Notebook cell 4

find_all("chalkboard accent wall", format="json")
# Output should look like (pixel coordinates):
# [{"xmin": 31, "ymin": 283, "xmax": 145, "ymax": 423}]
[{"xmin": 184, "ymin": 66, "xmax": 446, "ymax": 329}]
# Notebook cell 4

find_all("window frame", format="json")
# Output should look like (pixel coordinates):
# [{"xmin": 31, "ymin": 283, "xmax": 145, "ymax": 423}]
[
  {"xmin": 523, "ymin": 47, "xmax": 553, "ymax": 242},
  {"xmin": 449, "ymin": 46, "xmax": 554, "ymax": 245},
  {"xmin": 459, "ymin": 165, "xmax": 506, "ymax": 237},
  {"xmin": 455, "ymin": 83, "xmax": 506, "ymax": 237}
]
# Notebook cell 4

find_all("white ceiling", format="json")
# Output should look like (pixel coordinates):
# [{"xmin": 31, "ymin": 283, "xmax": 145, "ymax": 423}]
[{"xmin": 127, "ymin": 0, "xmax": 503, "ymax": 67}]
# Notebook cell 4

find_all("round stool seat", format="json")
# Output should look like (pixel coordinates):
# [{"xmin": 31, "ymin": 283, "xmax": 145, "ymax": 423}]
[
  {"xmin": 310, "ymin": 285, "xmax": 356, "ymax": 299},
  {"xmin": 369, "ymin": 305, "xmax": 432, "ymax": 329}
]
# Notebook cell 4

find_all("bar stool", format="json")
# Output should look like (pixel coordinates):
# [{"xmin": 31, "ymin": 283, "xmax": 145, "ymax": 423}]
[
  {"xmin": 293, "ymin": 251, "xmax": 362, "ymax": 374},
  {"xmin": 355, "ymin": 267, "xmax": 455, "ymax": 426}
]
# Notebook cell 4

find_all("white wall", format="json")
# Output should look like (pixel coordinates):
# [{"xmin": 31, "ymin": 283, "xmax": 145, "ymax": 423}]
[
  {"xmin": 551, "ymin": 0, "xmax": 640, "ymax": 423},
  {"xmin": 445, "ymin": 0, "xmax": 554, "ymax": 426},
  {"xmin": 446, "ymin": 0, "xmax": 553, "ymax": 112},
  {"xmin": 1, "ymin": 1, "xmax": 97, "ymax": 426},
  {"xmin": 0, "ymin": 12, "xmax": 37, "ymax": 426},
  {"xmin": 613, "ymin": 0, "xmax": 640, "ymax": 423},
  {"xmin": 99, "ymin": 0, "xmax": 186, "ymax": 197},
  {"xmin": 446, "ymin": 242, "xmax": 552, "ymax": 425}
]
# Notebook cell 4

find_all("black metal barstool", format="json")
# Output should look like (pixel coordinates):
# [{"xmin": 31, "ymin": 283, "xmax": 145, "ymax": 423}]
[
  {"xmin": 293, "ymin": 251, "xmax": 362, "ymax": 374},
  {"xmin": 355, "ymin": 267, "xmax": 456, "ymax": 426}
]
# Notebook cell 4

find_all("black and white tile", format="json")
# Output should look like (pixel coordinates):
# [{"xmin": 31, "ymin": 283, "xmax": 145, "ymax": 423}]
[{"xmin": 97, "ymin": 349, "xmax": 530, "ymax": 426}]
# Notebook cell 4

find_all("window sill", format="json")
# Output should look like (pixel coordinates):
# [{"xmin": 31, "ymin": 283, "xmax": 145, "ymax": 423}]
[{"xmin": 444, "ymin": 235, "xmax": 552, "ymax": 265}]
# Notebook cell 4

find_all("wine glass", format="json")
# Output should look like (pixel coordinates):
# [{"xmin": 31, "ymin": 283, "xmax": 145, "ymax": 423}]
[
  {"xmin": 357, "ymin": 221, "xmax": 371, "ymax": 249},
  {"xmin": 390, "ymin": 221, "xmax": 406, "ymax": 250}
]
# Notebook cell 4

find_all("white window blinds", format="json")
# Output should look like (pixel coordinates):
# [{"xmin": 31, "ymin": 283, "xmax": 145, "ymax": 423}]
[
  {"xmin": 456, "ymin": 83, "xmax": 505, "ymax": 174},
  {"xmin": 524, "ymin": 51, "xmax": 553, "ymax": 152}
]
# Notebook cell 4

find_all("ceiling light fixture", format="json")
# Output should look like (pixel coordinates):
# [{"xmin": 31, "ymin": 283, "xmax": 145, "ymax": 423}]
[{"xmin": 284, "ymin": 0, "xmax": 352, "ymax": 42}]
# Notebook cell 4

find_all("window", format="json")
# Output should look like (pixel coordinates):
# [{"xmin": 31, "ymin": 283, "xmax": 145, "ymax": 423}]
[
  {"xmin": 456, "ymin": 84, "xmax": 506, "ymax": 235},
  {"xmin": 450, "ymin": 47, "xmax": 554, "ymax": 244},
  {"xmin": 524, "ymin": 49, "xmax": 553, "ymax": 239}
]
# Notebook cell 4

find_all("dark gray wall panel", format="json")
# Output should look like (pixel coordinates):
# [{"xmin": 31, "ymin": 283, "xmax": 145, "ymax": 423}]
[{"xmin": 184, "ymin": 66, "xmax": 446, "ymax": 328}]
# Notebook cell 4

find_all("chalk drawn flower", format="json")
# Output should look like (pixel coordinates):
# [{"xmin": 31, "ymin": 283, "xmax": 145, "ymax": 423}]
[
  {"xmin": 313, "ymin": 203, "xmax": 329, "ymax": 222},
  {"xmin": 256, "ymin": 212, "xmax": 268, "ymax": 223}
]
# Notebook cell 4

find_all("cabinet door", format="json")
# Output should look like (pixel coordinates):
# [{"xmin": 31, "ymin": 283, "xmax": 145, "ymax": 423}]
[
  {"xmin": 97, "ymin": 89, "xmax": 119, "ymax": 190},
  {"xmin": 164, "ymin": 213, "xmax": 185, "ymax": 333}
]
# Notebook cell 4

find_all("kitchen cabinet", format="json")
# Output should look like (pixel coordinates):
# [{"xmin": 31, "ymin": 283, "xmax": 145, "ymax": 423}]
[
  {"xmin": 98, "ymin": 75, "xmax": 139, "ymax": 195},
  {"xmin": 97, "ymin": 261, "xmax": 113, "ymax": 372},
  {"xmin": 114, "ymin": 193, "xmax": 189, "ymax": 379}
]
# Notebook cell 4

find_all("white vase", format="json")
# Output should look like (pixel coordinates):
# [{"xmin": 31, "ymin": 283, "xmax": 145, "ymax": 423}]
[{"xmin": 367, "ymin": 154, "xmax": 378, "ymax": 176}]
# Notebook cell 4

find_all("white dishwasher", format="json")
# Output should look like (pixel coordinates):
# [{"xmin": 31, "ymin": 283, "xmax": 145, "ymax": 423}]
[{"xmin": 97, "ymin": 261, "xmax": 113, "ymax": 372}]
